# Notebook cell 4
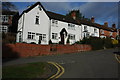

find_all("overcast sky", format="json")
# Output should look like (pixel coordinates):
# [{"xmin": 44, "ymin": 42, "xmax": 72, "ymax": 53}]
[{"xmin": 11, "ymin": 2, "xmax": 119, "ymax": 28}]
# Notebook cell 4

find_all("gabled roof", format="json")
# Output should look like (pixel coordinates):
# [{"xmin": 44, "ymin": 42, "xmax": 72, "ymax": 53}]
[
  {"xmin": 19, "ymin": 2, "xmax": 80, "ymax": 25},
  {"xmin": 19, "ymin": 2, "xmax": 47, "ymax": 18},
  {"xmin": 46, "ymin": 11, "xmax": 80, "ymax": 25}
]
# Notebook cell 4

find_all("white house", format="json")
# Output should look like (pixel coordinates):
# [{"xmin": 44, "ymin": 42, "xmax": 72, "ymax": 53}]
[{"xmin": 16, "ymin": 2, "xmax": 100, "ymax": 45}]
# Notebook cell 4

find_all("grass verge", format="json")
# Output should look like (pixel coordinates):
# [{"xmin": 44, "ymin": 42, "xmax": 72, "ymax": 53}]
[{"xmin": 2, "ymin": 62, "xmax": 52, "ymax": 79}]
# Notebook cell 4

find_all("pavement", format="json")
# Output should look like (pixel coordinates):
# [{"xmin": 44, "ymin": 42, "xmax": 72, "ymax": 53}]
[{"xmin": 2, "ymin": 48, "xmax": 120, "ymax": 78}]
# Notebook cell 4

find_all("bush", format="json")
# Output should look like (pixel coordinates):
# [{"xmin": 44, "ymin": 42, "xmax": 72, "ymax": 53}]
[
  {"xmin": 30, "ymin": 42, "xmax": 36, "ymax": 44},
  {"xmin": 2, "ymin": 32, "xmax": 16, "ymax": 44},
  {"xmin": 66, "ymin": 38, "xmax": 70, "ymax": 44},
  {"xmin": 76, "ymin": 36, "xmax": 116, "ymax": 50},
  {"xmin": 49, "ymin": 40, "xmax": 52, "ymax": 44}
]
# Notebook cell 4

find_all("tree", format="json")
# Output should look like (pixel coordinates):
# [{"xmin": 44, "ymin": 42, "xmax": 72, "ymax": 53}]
[
  {"xmin": 2, "ymin": 2, "xmax": 17, "ymax": 11},
  {"xmin": 66, "ymin": 9, "xmax": 91, "ymax": 22},
  {"xmin": 66, "ymin": 10, "xmax": 84, "ymax": 20}
]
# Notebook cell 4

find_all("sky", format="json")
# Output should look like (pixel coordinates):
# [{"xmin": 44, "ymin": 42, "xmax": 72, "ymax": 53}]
[{"xmin": 11, "ymin": 2, "xmax": 119, "ymax": 28}]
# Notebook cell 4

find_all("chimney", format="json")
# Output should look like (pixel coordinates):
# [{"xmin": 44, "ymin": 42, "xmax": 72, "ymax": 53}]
[
  {"xmin": 112, "ymin": 24, "xmax": 116, "ymax": 28},
  {"xmin": 71, "ymin": 11, "xmax": 76, "ymax": 20},
  {"xmin": 104, "ymin": 22, "xmax": 108, "ymax": 27},
  {"xmin": 91, "ymin": 16, "xmax": 95, "ymax": 23}
]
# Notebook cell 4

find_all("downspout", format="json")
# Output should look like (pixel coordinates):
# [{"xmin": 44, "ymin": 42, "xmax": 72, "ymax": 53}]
[{"xmin": 48, "ymin": 18, "xmax": 51, "ymax": 44}]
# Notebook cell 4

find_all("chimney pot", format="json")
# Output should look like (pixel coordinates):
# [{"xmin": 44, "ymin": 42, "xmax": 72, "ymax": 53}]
[
  {"xmin": 104, "ymin": 22, "xmax": 108, "ymax": 27},
  {"xmin": 112, "ymin": 24, "xmax": 116, "ymax": 28},
  {"xmin": 71, "ymin": 11, "xmax": 76, "ymax": 20}
]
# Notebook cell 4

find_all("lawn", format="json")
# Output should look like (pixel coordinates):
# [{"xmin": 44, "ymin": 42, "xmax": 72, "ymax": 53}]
[{"xmin": 2, "ymin": 62, "xmax": 52, "ymax": 79}]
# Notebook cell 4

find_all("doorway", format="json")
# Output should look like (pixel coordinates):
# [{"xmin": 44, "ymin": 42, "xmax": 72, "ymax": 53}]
[{"xmin": 60, "ymin": 28, "xmax": 67, "ymax": 44}]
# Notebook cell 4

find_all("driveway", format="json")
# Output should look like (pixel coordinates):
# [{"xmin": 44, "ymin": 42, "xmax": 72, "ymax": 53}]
[{"xmin": 3, "ymin": 48, "xmax": 119, "ymax": 78}]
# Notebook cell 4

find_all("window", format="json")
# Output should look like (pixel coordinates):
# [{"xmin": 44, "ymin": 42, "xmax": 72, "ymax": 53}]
[
  {"xmin": 0, "ymin": 26, "xmax": 8, "ymax": 32},
  {"xmin": 84, "ymin": 26, "xmax": 87, "ymax": 31},
  {"xmin": 19, "ymin": 32, "xmax": 22, "ymax": 42},
  {"xmin": 28, "ymin": 32, "xmax": 35, "ymax": 39},
  {"xmin": 110, "ymin": 32, "xmax": 113, "ymax": 36},
  {"xmin": 100, "ymin": 29, "xmax": 104, "ymax": 34},
  {"xmin": 36, "ymin": 33, "xmax": 46, "ymax": 41},
  {"xmin": 52, "ymin": 19, "xmax": 58, "ymax": 27},
  {"xmin": 52, "ymin": 33, "xmax": 58, "ymax": 39},
  {"xmin": 68, "ymin": 34, "xmax": 75, "ymax": 40},
  {"xmin": 43, "ymin": 34, "xmax": 46, "ymax": 41},
  {"xmin": 68, "ymin": 23, "xmax": 75, "ymax": 30},
  {"xmin": 86, "ymin": 32, "xmax": 90, "ymax": 38},
  {"xmin": 35, "ymin": 16, "xmax": 39, "ymax": 24},
  {"xmin": 2, "ymin": 15, "xmax": 8, "ymax": 22},
  {"xmin": 94, "ymin": 28, "xmax": 97, "ymax": 33}
]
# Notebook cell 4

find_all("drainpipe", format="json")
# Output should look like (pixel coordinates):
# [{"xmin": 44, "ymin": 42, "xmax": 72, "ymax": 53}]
[{"xmin": 48, "ymin": 19, "xmax": 51, "ymax": 44}]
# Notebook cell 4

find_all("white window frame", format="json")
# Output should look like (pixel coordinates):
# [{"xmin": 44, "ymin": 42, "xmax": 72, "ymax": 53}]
[
  {"xmin": 84, "ymin": 26, "xmax": 87, "ymax": 31},
  {"xmin": 100, "ymin": 29, "xmax": 104, "ymax": 34},
  {"xmin": 110, "ymin": 32, "xmax": 113, "ymax": 36},
  {"xmin": 36, "ymin": 33, "xmax": 46, "ymax": 41},
  {"xmin": 52, "ymin": 33, "xmax": 58, "ymax": 39},
  {"xmin": 19, "ymin": 32, "xmax": 22, "ymax": 42},
  {"xmin": 52, "ymin": 19, "xmax": 58, "ymax": 27},
  {"xmin": 68, "ymin": 23, "xmax": 75, "ymax": 30},
  {"xmin": 68, "ymin": 34, "xmax": 75, "ymax": 40},
  {"xmin": 0, "ymin": 25, "xmax": 8, "ymax": 32},
  {"xmin": 27, "ymin": 32, "xmax": 35, "ymax": 40},
  {"xmin": 2, "ymin": 15, "xmax": 8, "ymax": 22},
  {"xmin": 94, "ymin": 28, "xmax": 97, "ymax": 33},
  {"xmin": 35, "ymin": 16, "xmax": 40, "ymax": 24}
]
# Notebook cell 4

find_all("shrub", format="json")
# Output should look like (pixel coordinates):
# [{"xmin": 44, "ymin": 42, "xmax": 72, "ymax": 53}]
[
  {"xmin": 49, "ymin": 40, "xmax": 52, "ymax": 44},
  {"xmin": 102, "ymin": 37, "xmax": 112, "ymax": 49},
  {"xmin": 30, "ymin": 42, "xmax": 36, "ymax": 44},
  {"xmin": 66, "ymin": 38, "xmax": 70, "ymax": 44},
  {"xmin": 78, "ymin": 36, "xmax": 115, "ymax": 50},
  {"xmin": 2, "ymin": 32, "xmax": 16, "ymax": 44}
]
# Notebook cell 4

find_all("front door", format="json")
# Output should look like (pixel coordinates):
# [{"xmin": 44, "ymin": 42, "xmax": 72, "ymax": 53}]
[
  {"xmin": 60, "ymin": 33, "xmax": 64, "ymax": 44},
  {"xmin": 38, "ymin": 35, "xmax": 42, "ymax": 44}
]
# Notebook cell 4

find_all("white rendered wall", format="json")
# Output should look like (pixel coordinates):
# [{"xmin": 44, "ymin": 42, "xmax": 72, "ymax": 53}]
[
  {"xmin": 81, "ymin": 24, "xmax": 99, "ymax": 39},
  {"xmin": 51, "ymin": 19, "xmax": 82, "ymax": 44},
  {"xmin": 21, "ymin": 5, "xmax": 50, "ymax": 44}
]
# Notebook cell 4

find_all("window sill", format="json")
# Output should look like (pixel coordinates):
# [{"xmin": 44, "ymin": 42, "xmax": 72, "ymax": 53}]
[{"xmin": 27, "ymin": 39, "xmax": 36, "ymax": 40}]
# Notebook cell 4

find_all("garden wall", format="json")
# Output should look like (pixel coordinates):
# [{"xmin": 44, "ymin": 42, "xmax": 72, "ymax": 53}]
[{"xmin": 2, "ymin": 43, "xmax": 92, "ymax": 58}]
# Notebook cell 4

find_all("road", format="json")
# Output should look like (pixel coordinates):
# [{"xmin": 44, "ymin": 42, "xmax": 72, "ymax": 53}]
[{"xmin": 3, "ymin": 48, "xmax": 119, "ymax": 78}]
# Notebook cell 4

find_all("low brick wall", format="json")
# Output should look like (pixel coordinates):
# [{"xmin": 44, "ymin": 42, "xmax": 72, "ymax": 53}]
[{"xmin": 2, "ymin": 43, "xmax": 92, "ymax": 58}]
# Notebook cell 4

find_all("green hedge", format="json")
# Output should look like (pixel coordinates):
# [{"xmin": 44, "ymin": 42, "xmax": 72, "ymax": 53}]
[{"xmin": 76, "ymin": 37, "xmax": 117, "ymax": 50}]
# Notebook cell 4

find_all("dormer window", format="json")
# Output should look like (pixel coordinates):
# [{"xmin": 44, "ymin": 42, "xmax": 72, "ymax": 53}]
[
  {"xmin": 68, "ymin": 23, "xmax": 75, "ymax": 30},
  {"xmin": 52, "ymin": 19, "xmax": 58, "ymax": 27},
  {"xmin": 35, "ymin": 16, "xmax": 39, "ymax": 24}
]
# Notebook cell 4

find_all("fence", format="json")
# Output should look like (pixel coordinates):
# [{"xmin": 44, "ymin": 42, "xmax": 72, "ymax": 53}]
[{"xmin": 2, "ymin": 43, "xmax": 92, "ymax": 58}]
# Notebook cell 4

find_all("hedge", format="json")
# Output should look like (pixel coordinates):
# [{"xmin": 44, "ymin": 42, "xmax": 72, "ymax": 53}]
[{"xmin": 76, "ymin": 37, "xmax": 119, "ymax": 50}]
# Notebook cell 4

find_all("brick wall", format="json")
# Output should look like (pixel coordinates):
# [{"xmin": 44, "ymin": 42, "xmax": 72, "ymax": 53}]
[{"xmin": 2, "ymin": 43, "xmax": 92, "ymax": 58}]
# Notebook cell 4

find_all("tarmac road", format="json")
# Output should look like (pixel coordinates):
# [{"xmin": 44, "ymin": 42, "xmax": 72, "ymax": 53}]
[{"xmin": 3, "ymin": 48, "xmax": 119, "ymax": 78}]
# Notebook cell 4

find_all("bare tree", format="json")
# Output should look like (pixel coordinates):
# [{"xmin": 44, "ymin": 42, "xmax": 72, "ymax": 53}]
[{"xmin": 2, "ymin": 2, "xmax": 17, "ymax": 11}]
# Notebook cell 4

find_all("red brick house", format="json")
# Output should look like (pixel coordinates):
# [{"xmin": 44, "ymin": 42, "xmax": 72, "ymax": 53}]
[
  {"xmin": 0, "ymin": 10, "xmax": 19, "ymax": 33},
  {"xmin": 99, "ymin": 22, "xmax": 117, "ymax": 39}
]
